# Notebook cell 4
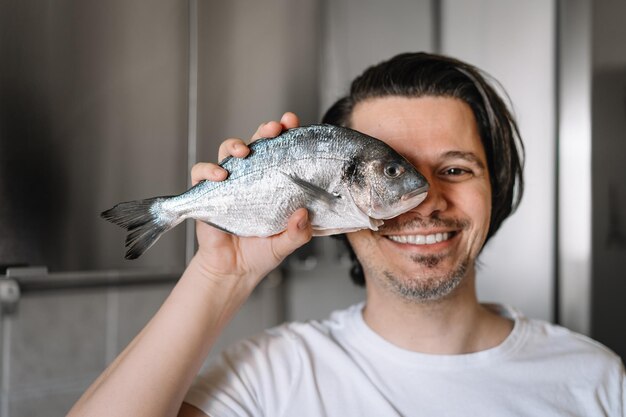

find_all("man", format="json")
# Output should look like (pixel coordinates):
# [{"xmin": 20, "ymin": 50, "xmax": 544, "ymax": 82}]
[{"xmin": 69, "ymin": 53, "xmax": 624, "ymax": 417}]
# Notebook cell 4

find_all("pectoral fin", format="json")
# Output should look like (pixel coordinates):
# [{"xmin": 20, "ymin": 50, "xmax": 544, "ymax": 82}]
[{"xmin": 282, "ymin": 172, "xmax": 339, "ymax": 208}]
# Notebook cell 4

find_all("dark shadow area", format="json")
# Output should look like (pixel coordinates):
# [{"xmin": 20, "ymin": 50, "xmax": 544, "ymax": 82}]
[{"xmin": 591, "ymin": 66, "xmax": 626, "ymax": 361}]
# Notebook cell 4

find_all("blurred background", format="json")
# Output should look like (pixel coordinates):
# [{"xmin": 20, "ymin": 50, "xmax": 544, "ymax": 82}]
[{"xmin": 0, "ymin": 0, "xmax": 624, "ymax": 415}]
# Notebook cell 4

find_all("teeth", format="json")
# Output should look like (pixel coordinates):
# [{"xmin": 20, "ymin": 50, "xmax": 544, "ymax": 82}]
[{"xmin": 387, "ymin": 232, "xmax": 451, "ymax": 245}]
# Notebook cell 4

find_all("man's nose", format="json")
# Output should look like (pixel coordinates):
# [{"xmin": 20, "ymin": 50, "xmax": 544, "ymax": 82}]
[{"xmin": 410, "ymin": 181, "xmax": 448, "ymax": 217}]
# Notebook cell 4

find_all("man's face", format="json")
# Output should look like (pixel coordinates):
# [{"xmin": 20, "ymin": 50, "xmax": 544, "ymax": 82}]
[{"xmin": 347, "ymin": 96, "xmax": 492, "ymax": 302}]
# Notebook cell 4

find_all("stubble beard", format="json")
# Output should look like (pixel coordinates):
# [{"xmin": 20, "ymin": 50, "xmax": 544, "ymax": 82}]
[{"xmin": 382, "ymin": 253, "xmax": 470, "ymax": 303}]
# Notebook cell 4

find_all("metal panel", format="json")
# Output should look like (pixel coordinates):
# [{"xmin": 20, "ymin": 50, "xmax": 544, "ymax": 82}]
[
  {"xmin": 195, "ymin": 0, "xmax": 321, "ymax": 152},
  {"xmin": 0, "ymin": 0, "xmax": 190, "ymax": 272},
  {"xmin": 590, "ymin": 0, "xmax": 626, "ymax": 358}
]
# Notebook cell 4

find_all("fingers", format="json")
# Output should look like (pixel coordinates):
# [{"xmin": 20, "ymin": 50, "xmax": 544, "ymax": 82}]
[
  {"xmin": 218, "ymin": 138, "xmax": 249, "ymax": 162},
  {"xmin": 251, "ymin": 121, "xmax": 282, "ymax": 142},
  {"xmin": 191, "ymin": 162, "xmax": 227, "ymax": 185},
  {"xmin": 270, "ymin": 208, "xmax": 312, "ymax": 261},
  {"xmin": 280, "ymin": 111, "xmax": 300, "ymax": 130},
  {"xmin": 251, "ymin": 112, "xmax": 301, "ymax": 141}
]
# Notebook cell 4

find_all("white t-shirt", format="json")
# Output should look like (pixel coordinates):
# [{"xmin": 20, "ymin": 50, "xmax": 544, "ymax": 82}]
[{"xmin": 185, "ymin": 303, "xmax": 625, "ymax": 416}]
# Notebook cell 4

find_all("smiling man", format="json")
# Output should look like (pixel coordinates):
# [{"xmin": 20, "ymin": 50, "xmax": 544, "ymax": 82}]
[
  {"xmin": 350, "ymin": 97, "xmax": 491, "ymax": 301},
  {"xmin": 343, "ymin": 95, "xmax": 515, "ymax": 355},
  {"xmin": 69, "ymin": 53, "xmax": 625, "ymax": 417}
]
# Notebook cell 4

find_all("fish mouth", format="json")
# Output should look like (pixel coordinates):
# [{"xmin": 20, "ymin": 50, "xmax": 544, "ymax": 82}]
[
  {"xmin": 401, "ymin": 185, "xmax": 429, "ymax": 204},
  {"xmin": 374, "ymin": 185, "xmax": 427, "ymax": 220}
]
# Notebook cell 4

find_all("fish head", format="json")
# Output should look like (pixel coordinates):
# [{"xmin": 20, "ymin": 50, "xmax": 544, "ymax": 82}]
[{"xmin": 347, "ymin": 144, "xmax": 429, "ymax": 220}]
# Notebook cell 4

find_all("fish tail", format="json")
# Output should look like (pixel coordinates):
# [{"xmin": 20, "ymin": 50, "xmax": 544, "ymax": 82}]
[{"xmin": 101, "ymin": 197, "xmax": 179, "ymax": 259}]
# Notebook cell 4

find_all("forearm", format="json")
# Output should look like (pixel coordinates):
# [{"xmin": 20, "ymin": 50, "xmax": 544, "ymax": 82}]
[{"xmin": 68, "ymin": 256, "xmax": 259, "ymax": 417}]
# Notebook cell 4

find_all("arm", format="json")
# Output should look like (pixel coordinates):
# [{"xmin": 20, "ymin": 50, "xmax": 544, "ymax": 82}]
[{"xmin": 68, "ymin": 113, "xmax": 312, "ymax": 417}]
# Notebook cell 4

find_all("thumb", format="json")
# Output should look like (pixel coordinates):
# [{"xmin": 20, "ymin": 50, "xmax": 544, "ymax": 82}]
[{"xmin": 271, "ymin": 208, "xmax": 312, "ymax": 261}]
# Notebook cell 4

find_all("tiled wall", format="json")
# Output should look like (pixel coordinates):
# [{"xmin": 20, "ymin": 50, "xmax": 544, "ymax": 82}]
[{"xmin": 0, "ymin": 273, "xmax": 283, "ymax": 417}]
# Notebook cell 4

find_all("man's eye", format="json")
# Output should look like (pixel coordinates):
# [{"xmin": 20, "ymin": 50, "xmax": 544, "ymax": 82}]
[{"xmin": 442, "ymin": 168, "xmax": 470, "ymax": 176}]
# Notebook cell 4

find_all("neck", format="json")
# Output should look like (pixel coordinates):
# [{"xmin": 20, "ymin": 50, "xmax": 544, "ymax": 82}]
[{"xmin": 362, "ymin": 267, "xmax": 513, "ymax": 354}]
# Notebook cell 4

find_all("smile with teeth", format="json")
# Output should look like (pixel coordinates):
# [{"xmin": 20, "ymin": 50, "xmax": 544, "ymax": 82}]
[{"xmin": 386, "ymin": 232, "xmax": 453, "ymax": 245}]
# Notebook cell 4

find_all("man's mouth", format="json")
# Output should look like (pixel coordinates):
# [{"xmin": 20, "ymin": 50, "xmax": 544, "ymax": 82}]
[{"xmin": 385, "ymin": 232, "xmax": 455, "ymax": 245}]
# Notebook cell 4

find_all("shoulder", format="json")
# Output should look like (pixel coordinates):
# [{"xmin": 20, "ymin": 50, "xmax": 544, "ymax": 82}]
[
  {"xmin": 525, "ymin": 316, "xmax": 617, "ymax": 357},
  {"xmin": 490, "ymin": 305, "xmax": 623, "ymax": 380},
  {"xmin": 524, "ymin": 318, "xmax": 625, "ymax": 413},
  {"xmin": 495, "ymin": 305, "xmax": 618, "ymax": 361},
  {"xmin": 518, "ymin": 313, "xmax": 624, "ymax": 381}
]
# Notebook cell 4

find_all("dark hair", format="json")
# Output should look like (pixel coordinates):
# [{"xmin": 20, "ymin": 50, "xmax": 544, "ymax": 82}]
[{"xmin": 322, "ymin": 52, "xmax": 525, "ymax": 286}]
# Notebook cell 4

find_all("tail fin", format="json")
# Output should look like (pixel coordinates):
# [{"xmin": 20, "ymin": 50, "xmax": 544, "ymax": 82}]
[{"xmin": 101, "ymin": 197, "xmax": 176, "ymax": 259}]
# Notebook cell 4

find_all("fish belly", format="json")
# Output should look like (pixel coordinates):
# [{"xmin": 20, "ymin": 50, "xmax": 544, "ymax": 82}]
[{"xmin": 173, "ymin": 159, "xmax": 352, "ymax": 236}]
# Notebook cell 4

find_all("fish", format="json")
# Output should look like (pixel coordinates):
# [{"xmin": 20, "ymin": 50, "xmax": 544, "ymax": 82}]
[{"xmin": 101, "ymin": 124, "xmax": 429, "ymax": 259}]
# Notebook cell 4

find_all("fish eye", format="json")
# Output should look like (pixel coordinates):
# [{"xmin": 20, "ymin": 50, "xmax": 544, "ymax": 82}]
[{"xmin": 384, "ymin": 162, "xmax": 405, "ymax": 179}]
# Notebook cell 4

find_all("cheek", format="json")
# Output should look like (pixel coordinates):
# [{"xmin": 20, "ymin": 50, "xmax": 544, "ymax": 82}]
[
  {"xmin": 460, "ymin": 183, "xmax": 492, "ymax": 242},
  {"xmin": 347, "ymin": 230, "xmax": 381, "ymax": 260},
  {"xmin": 347, "ymin": 230, "xmax": 371, "ymax": 251},
  {"xmin": 443, "ymin": 179, "xmax": 491, "ymax": 224},
  {"xmin": 468, "ymin": 189, "xmax": 490, "ymax": 220}
]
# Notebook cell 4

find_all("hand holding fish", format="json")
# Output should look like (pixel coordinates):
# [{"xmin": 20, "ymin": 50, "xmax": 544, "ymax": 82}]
[{"xmin": 189, "ymin": 113, "xmax": 313, "ymax": 285}]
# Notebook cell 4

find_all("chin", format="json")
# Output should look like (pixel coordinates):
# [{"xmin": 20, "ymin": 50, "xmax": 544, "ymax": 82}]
[{"xmin": 381, "ymin": 257, "xmax": 470, "ymax": 303}]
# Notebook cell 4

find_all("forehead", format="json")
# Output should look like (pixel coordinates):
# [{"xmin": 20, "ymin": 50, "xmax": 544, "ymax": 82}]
[{"xmin": 350, "ymin": 96, "xmax": 485, "ymax": 163}]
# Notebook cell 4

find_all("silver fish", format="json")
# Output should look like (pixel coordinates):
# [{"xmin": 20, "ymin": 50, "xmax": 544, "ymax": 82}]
[{"xmin": 102, "ymin": 124, "xmax": 429, "ymax": 259}]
